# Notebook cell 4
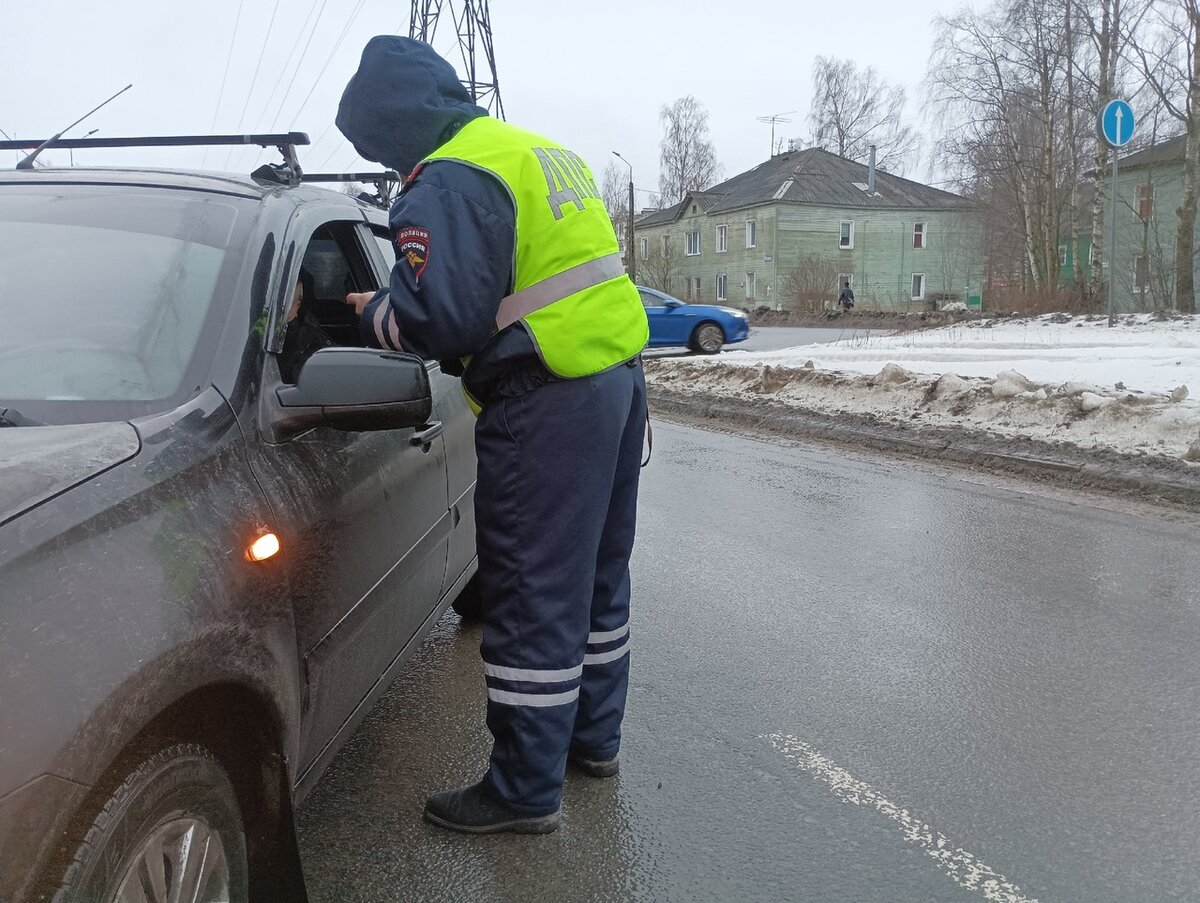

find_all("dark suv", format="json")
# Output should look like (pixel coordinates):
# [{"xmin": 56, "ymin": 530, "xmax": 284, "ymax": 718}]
[{"xmin": 0, "ymin": 150, "xmax": 478, "ymax": 900}]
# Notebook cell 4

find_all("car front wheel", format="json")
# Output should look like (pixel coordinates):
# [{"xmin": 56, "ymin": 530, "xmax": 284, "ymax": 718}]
[
  {"xmin": 689, "ymin": 322, "xmax": 725, "ymax": 354},
  {"xmin": 54, "ymin": 743, "xmax": 248, "ymax": 903}
]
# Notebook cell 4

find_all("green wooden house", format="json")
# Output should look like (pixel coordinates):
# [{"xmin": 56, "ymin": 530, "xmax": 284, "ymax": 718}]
[
  {"xmin": 631, "ymin": 148, "xmax": 982, "ymax": 311},
  {"xmin": 1059, "ymin": 135, "xmax": 1195, "ymax": 310}
]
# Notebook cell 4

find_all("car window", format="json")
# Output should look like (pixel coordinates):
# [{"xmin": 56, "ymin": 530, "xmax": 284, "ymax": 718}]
[
  {"xmin": 0, "ymin": 186, "xmax": 253, "ymax": 421},
  {"xmin": 638, "ymin": 290, "xmax": 663, "ymax": 309},
  {"xmin": 273, "ymin": 220, "xmax": 379, "ymax": 383}
]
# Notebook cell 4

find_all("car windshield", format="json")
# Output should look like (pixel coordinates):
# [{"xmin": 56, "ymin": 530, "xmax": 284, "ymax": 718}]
[{"xmin": 0, "ymin": 184, "xmax": 254, "ymax": 423}]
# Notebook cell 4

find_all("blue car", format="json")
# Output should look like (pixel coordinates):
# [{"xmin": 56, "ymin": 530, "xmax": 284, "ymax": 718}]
[{"xmin": 637, "ymin": 285, "xmax": 750, "ymax": 354}]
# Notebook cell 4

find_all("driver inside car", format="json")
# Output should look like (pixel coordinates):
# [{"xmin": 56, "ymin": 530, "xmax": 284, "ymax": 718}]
[{"xmin": 279, "ymin": 268, "xmax": 334, "ymax": 383}]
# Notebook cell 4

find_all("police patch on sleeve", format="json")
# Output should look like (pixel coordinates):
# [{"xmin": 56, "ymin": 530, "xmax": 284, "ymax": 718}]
[{"xmin": 396, "ymin": 227, "xmax": 430, "ymax": 281}]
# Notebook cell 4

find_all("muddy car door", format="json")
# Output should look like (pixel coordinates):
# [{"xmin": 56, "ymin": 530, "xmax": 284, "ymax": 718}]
[
  {"xmin": 364, "ymin": 224, "xmax": 477, "ymax": 599},
  {"xmin": 245, "ymin": 205, "xmax": 450, "ymax": 770}
]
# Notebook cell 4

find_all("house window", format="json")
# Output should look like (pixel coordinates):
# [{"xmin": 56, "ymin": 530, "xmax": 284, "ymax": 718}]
[
  {"xmin": 717, "ymin": 224, "xmax": 728, "ymax": 253},
  {"xmin": 911, "ymin": 273, "xmax": 926, "ymax": 300},
  {"xmin": 837, "ymin": 273, "xmax": 854, "ymax": 293},
  {"xmin": 716, "ymin": 273, "xmax": 727, "ymax": 300},
  {"xmin": 1138, "ymin": 184, "xmax": 1154, "ymax": 220},
  {"xmin": 913, "ymin": 222, "xmax": 926, "ymax": 249},
  {"xmin": 661, "ymin": 234, "xmax": 670, "ymax": 256},
  {"xmin": 1059, "ymin": 245, "xmax": 1068, "ymax": 267},
  {"xmin": 686, "ymin": 231, "xmax": 701, "ymax": 256},
  {"xmin": 640, "ymin": 237, "xmax": 648, "ymax": 260},
  {"xmin": 1134, "ymin": 255, "xmax": 1149, "ymax": 292},
  {"xmin": 746, "ymin": 220, "xmax": 757, "ymax": 248},
  {"xmin": 840, "ymin": 220, "xmax": 855, "ymax": 250},
  {"xmin": 692, "ymin": 276, "xmax": 702, "ymax": 300},
  {"xmin": 746, "ymin": 272, "xmax": 757, "ymax": 300}
]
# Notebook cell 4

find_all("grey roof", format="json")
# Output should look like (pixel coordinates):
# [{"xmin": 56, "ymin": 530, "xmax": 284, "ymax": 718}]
[
  {"xmin": 634, "ymin": 148, "xmax": 968, "ymax": 226},
  {"xmin": 1119, "ymin": 134, "xmax": 1186, "ymax": 171}
]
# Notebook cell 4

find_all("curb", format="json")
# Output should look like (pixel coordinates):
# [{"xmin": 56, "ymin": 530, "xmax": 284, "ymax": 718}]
[{"xmin": 647, "ymin": 389, "xmax": 1200, "ymax": 511}]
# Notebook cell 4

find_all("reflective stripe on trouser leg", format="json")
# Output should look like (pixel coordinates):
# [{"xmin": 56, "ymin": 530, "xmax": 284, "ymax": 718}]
[
  {"xmin": 573, "ymin": 363, "xmax": 645, "ymax": 760},
  {"xmin": 475, "ymin": 363, "xmax": 642, "ymax": 814}
]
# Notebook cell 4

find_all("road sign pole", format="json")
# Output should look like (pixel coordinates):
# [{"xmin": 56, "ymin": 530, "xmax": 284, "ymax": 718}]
[
  {"xmin": 1108, "ymin": 145, "xmax": 1119, "ymax": 327},
  {"xmin": 1098, "ymin": 99, "xmax": 1135, "ymax": 327}
]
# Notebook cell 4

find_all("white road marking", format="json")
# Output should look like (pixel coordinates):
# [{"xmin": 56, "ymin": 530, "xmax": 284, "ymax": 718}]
[{"xmin": 765, "ymin": 733, "xmax": 1043, "ymax": 903}]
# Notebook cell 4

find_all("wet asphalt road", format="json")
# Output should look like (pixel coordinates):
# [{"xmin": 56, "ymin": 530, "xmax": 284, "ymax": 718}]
[{"xmin": 297, "ymin": 420, "xmax": 1200, "ymax": 903}]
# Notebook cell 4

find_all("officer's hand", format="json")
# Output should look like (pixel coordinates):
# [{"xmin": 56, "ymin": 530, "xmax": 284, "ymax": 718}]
[{"xmin": 345, "ymin": 291, "xmax": 376, "ymax": 317}]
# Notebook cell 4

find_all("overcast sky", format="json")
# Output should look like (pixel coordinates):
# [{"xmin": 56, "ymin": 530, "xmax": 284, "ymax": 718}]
[{"xmin": 1, "ymin": 1, "xmax": 951, "ymax": 199}]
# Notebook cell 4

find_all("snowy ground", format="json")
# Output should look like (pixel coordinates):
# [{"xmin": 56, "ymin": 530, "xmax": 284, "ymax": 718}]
[{"xmin": 646, "ymin": 313, "xmax": 1200, "ymax": 463}]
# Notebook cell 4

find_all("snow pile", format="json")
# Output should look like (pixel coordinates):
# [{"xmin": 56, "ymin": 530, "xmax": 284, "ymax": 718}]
[{"xmin": 647, "ymin": 313, "xmax": 1200, "ymax": 462}]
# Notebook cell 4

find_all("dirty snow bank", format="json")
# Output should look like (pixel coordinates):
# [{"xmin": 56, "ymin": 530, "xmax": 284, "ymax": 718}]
[{"xmin": 647, "ymin": 313, "xmax": 1200, "ymax": 462}]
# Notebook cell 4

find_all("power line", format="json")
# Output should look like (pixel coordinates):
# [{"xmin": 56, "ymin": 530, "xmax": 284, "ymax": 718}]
[
  {"xmin": 269, "ymin": 0, "xmax": 331, "ymax": 131},
  {"xmin": 303, "ymin": 17, "xmax": 410, "ymax": 175},
  {"xmin": 222, "ymin": 0, "xmax": 284, "ymax": 170},
  {"xmin": 204, "ymin": 0, "xmax": 247, "ymax": 168},
  {"xmin": 284, "ymin": 0, "xmax": 369, "ymax": 142},
  {"xmin": 232, "ymin": 0, "xmax": 323, "ymax": 172}
]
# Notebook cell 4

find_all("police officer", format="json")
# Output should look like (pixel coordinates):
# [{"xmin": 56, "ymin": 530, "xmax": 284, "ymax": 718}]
[{"xmin": 337, "ymin": 36, "xmax": 648, "ymax": 835}]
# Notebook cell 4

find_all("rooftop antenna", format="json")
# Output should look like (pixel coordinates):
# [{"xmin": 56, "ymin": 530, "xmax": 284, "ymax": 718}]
[
  {"xmin": 410, "ymin": 1, "xmax": 504, "ymax": 119},
  {"xmin": 17, "ymin": 84, "xmax": 132, "ymax": 169},
  {"xmin": 756, "ymin": 111, "xmax": 795, "ymax": 157}
]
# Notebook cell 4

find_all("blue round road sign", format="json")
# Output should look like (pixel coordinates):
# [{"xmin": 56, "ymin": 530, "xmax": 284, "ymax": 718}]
[{"xmin": 1099, "ymin": 100, "xmax": 1135, "ymax": 148}]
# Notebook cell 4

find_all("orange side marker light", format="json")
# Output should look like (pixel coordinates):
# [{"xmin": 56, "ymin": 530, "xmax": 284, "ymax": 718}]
[{"xmin": 246, "ymin": 532, "xmax": 281, "ymax": 562}]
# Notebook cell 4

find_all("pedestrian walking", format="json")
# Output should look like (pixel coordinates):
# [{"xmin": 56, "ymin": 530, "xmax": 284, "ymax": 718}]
[{"xmin": 838, "ymin": 280, "xmax": 855, "ymax": 311}]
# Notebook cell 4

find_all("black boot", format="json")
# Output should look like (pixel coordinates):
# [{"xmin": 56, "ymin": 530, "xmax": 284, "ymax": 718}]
[
  {"xmin": 568, "ymin": 750, "xmax": 620, "ymax": 778},
  {"xmin": 423, "ymin": 782, "xmax": 560, "ymax": 835}
]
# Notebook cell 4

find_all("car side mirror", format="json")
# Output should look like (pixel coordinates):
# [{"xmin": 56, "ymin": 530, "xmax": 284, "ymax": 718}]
[
  {"xmin": 271, "ymin": 347, "xmax": 432, "ymax": 440},
  {"xmin": 664, "ymin": 299, "xmax": 683, "ymax": 309}
]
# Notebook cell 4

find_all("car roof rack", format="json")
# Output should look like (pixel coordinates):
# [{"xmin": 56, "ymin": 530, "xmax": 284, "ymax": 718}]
[
  {"xmin": 0, "ymin": 132, "xmax": 310, "ymax": 186},
  {"xmin": 301, "ymin": 171, "xmax": 402, "ymax": 207}
]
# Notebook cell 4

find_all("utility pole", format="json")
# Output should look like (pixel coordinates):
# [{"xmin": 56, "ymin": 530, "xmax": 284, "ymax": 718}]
[{"xmin": 613, "ymin": 151, "xmax": 635, "ymax": 285}]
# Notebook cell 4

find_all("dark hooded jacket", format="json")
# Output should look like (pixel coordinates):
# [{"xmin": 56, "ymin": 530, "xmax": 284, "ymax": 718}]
[{"xmin": 336, "ymin": 36, "xmax": 551, "ymax": 403}]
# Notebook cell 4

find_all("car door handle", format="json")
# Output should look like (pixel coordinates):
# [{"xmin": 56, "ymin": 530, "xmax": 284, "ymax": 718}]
[{"xmin": 411, "ymin": 421, "xmax": 444, "ymax": 448}]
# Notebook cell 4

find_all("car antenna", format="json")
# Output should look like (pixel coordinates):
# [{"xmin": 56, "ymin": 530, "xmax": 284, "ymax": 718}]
[{"xmin": 17, "ymin": 84, "xmax": 133, "ymax": 170}]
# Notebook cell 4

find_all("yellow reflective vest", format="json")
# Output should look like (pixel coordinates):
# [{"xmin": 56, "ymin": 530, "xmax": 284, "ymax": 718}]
[{"xmin": 423, "ymin": 117, "xmax": 648, "ymax": 379}]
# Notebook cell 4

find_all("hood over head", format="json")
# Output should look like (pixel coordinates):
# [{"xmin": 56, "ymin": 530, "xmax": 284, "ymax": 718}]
[{"xmin": 336, "ymin": 36, "xmax": 488, "ymax": 175}]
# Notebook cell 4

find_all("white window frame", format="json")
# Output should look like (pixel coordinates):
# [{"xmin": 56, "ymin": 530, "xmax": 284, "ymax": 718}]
[
  {"xmin": 746, "ymin": 271, "xmax": 757, "ymax": 300},
  {"xmin": 692, "ymin": 276, "xmax": 702, "ymax": 300},
  {"xmin": 745, "ymin": 219, "xmax": 757, "ymax": 249},
  {"xmin": 717, "ymin": 224, "xmax": 728, "ymax": 253},
  {"xmin": 840, "ymin": 220, "xmax": 855, "ymax": 250},
  {"xmin": 913, "ymin": 222, "xmax": 926, "ymax": 250},
  {"xmin": 911, "ymin": 273, "xmax": 926, "ymax": 301},
  {"xmin": 1059, "ymin": 245, "xmax": 1068, "ymax": 267},
  {"xmin": 661, "ymin": 234, "xmax": 670, "ymax": 256},
  {"xmin": 837, "ymin": 273, "xmax": 854, "ymax": 292},
  {"xmin": 686, "ymin": 230, "xmax": 701, "ymax": 256},
  {"xmin": 716, "ymin": 273, "xmax": 727, "ymax": 301},
  {"xmin": 640, "ymin": 237, "xmax": 648, "ymax": 260}
]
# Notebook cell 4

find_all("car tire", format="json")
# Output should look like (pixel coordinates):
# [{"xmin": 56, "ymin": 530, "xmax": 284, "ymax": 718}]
[
  {"xmin": 54, "ymin": 743, "xmax": 249, "ymax": 903},
  {"xmin": 451, "ymin": 573, "xmax": 483, "ymax": 621},
  {"xmin": 689, "ymin": 322, "xmax": 725, "ymax": 354}
]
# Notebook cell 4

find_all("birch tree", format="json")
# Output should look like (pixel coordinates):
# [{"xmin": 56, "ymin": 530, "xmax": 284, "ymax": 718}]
[
  {"xmin": 1129, "ymin": 0, "xmax": 1200, "ymax": 312},
  {"xmin": 807, "ymin": 56, "xmax": 920, "ymax": 173},
  {"xmin": 657, "ymin": 96, "xmax": 723, "ymax": 205}
]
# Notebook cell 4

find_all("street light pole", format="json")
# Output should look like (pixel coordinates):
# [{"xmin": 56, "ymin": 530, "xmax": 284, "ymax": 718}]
[{"xmin": 613, "ymin": 151, "xmax": 636, "ymax": 285}]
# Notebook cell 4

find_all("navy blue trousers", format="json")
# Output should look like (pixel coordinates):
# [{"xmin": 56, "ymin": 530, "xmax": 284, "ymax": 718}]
[{"xmin": 473, "ymin": 359, "xmax": 646, "ymax": 815}]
